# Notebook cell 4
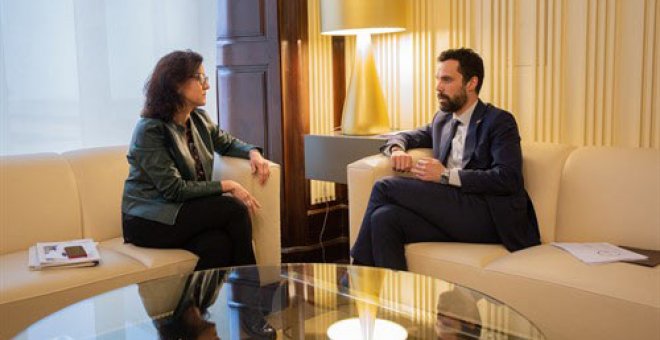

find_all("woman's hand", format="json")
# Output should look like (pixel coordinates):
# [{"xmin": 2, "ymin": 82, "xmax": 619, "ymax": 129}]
[
  {"xmin": 221, "ymin": 180, "xmax": 262, "ymax": 214},
  {"xmin": 249, "ymin": 149, "xmax": 270, "ymax": 185}
]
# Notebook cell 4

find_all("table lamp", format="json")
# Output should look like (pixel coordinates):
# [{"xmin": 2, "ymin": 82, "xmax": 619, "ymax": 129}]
[{"xmin": 320, "ymin": 0, "xmax": 407, "ymax": 135}]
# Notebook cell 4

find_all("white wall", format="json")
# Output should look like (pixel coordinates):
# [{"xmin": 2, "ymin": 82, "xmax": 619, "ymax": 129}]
[{"xmin": 0, "ymin": 0, "xmax": 217, "ymax": 156}]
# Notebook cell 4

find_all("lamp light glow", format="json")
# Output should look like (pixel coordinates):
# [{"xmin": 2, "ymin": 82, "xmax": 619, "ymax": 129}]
[{"xmin": 327, "ymin": 318, "xmax": 408, "ymax": 340}]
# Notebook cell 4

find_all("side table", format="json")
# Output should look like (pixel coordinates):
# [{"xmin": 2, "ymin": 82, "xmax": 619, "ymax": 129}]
[{"xmin": 304, "ymin": 133, "xmax": 388, "ymax": 184}]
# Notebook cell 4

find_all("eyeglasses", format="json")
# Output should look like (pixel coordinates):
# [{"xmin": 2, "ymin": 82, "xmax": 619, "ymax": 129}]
[{"xmin": 192, "ymin": 73, "xmax": 209, "ymax": 85}]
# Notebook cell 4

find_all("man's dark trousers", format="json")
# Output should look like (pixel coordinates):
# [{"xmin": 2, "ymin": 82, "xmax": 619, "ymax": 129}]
[{"xmin": 350, "ymin": 176, "xmax": 500, "ymax": 271}]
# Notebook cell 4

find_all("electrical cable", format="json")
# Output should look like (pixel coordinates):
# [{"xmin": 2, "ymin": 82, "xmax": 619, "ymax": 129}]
[{"xmin": 318, "ymin": 197, "xmax": 331, "ymax": 263}]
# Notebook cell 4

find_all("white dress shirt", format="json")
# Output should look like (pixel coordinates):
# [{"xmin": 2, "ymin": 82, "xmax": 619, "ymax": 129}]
[{"xmin": 445, "ymin": 101, "xmax": 477, "ymax": 187}]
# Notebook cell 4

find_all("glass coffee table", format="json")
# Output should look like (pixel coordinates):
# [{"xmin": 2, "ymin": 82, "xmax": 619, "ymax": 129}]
[{"xmin": 17, "ymin": 263, "xmax": 544, "ymax": 339}]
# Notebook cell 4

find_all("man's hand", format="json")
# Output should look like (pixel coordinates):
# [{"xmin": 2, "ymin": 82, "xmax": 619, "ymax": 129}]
[
  {"xmin": 221, "ymin": 180, "xmax": 262, "ymax": 214},
  {"xmin": 411, "ymin": 157, "xmax": 445, "ymax": 182},
  {"xmin": 390, "ymin": 147, "xmax": 413, "ymax": 172},
  {"xmin": 249, "ymin": 149, "xmax": 270, "ymax": 185}
]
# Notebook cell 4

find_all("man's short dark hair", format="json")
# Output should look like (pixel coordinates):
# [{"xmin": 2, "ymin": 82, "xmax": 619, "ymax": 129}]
[{"xmin": 437, "ymin": 48, "xmax": 484, "ymax": 94}]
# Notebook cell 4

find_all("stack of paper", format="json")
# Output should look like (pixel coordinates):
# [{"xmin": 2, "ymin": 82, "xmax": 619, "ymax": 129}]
[
  {"xmin": 28, "ymin": 238, "xmax": 101, "ymax": 270},
  {"xmin": 552, "ymin": 242, "xmax": 648, "ymax": 264}
]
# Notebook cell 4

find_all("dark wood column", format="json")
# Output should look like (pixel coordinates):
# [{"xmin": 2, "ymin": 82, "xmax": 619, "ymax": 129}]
[
  {"xmin": 278, "ymin": 1, "xmax": 349, "ymax": 262},
  {"xmin": 278, "ymin": 0, "xmax": 311, "ymax": 252},
  {"xmin": 216, "ymin": 0, "xmax": 282, "ymax": 164},
  {"xmin": 217, "ymin": 0, "xmax": 351, "ymax": 262}
]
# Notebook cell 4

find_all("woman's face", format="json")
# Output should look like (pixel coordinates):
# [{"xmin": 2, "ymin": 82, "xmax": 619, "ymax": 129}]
[{"xmin": 180, "ymin": 65, "xmax": 210, "ymax": 108}]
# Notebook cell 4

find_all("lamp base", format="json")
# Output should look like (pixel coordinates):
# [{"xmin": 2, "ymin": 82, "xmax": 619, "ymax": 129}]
[
  {"xmin": 340, "ymin": 34, "xmax": 390, "ymax": 136},
  {"xmin": 327, "ymin": 318, "xmax": 408, "ymax": 340}
]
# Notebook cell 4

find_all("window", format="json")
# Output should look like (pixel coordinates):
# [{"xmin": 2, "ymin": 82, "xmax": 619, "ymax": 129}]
[{"xmin": 0, "ymin": 0, "xmax": 217, "ymax": 156}]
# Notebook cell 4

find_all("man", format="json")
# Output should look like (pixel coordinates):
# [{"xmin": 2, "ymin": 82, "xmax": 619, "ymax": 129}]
[{"xmin": 350, "ymin": 48, "xmax": 540, "ymax": 270}]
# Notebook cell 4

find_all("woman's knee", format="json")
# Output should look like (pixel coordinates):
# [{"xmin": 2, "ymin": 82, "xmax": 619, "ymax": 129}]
[
  {"xmin": 229, "ymin": 199, "xmax": 252, "ymax": 228},
  {"xmin": 225, "ymin": 196, "xmax": 248, "ymax": 214},
  {"xmin": 226, "ymin": 197, "xmax": 253, "ymax": 233},
  {"xmin": 186, "ymin": 231, "xmax": 234, "ymax": 269}
]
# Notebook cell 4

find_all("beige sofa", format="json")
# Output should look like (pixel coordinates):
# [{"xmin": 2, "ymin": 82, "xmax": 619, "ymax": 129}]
[
  {"xmin": 348, "ymin": 143, "xmax": 660, "ymax": 340},
  {"xmin": 0, "ymin": 145, "xmax": 281, "ymax": 339}
]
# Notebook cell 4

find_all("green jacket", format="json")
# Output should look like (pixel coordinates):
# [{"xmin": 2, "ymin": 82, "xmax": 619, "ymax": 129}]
[{"xmin": 122, "ymin": 109, "xmax": 258, "ymax": 225}]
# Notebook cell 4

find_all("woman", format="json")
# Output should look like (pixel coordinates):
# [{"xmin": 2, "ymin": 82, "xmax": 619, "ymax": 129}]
[{"xmin": 122, "ymin": 50, "xmax": 270, "ymax": 270}]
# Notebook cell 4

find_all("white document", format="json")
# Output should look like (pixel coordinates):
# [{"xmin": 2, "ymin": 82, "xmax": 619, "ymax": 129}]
[{"xmin": 552, "ymin": 242, "xmax": 648, "ymax": 264}]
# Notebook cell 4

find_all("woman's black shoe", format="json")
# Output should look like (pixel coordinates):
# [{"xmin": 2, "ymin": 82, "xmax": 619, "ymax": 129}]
[{"xmin": 239, "ymin": 309, "xmax": 276, "ymax": 339}]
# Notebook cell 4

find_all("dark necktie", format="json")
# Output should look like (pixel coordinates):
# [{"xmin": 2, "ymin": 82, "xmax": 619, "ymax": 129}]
[{"xmin": 441, "ymin": 119, "xmax": 460, "ymax": 166}]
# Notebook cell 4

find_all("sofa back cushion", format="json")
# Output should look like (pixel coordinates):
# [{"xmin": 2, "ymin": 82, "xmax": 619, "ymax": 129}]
[
  {"xmin": 556, "ymin": 147, "xmax": 660, "ymax": 250},
  {"xmin": 63, "ymin": 146, "xmax": 128, "ymax": 241},
  {"xmin": 0, "ymin": 153, "xmax": 83, "ymax": 254},
  {"xmin": 521, "ymin": 143, "xmax": 575, "ymax": 243}
]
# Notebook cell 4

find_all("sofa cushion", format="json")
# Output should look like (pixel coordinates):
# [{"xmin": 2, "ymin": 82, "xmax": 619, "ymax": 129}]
[
  {"xmin": 406, "ymin": 242, "xmax": 509, "ymax": 288},
  {"xmin": 521, "ymin": 143, "xmax": 574, "ymax": 243},
  {"xmin": 485, "ymin": 244, "xmax": 660, "ymax": 308},
  {"xmin": 482, "ymin": 244, "xmax": 660, "ymax": 339},
  {"xmin": 556, "ymin": 147, "xmax": 660, "ymax": 250},
  {"xmin": 0, "ymin": 248, "xmax": 147, "ymax": 339},
  {"xmin": 0, "ymin": 153, "xmax": 83, "ymax": 254},
  {"xmin": 101, "ymin": 237, "xmax": 197, "ymax": 278},
  {"xmin": 0, "ymin": 248, "xmax": 144, "ymax": 305},
  {"xmin": 62, "ymin": 146, "xmax": 129, "ymax": 242}
]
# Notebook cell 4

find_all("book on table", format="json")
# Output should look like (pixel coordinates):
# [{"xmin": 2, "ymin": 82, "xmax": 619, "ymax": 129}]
[{"xmin": 28, "ymin": 238, "xmax": 101, "ymax": 270}]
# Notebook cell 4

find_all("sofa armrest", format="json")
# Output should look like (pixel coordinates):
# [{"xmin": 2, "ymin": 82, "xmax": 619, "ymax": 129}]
[
  {"xmin": 213, "ymin": 157, "xmax": 281, "ymax": 266},
  {"xmin": 347, "ymin": 148, "xmax": 433, "ymax": 248}
]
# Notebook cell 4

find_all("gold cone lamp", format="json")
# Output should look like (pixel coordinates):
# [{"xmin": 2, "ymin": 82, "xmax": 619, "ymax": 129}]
[{"xmin": 320, "ymin": 0, "xmax": 407, "ymax": 135}]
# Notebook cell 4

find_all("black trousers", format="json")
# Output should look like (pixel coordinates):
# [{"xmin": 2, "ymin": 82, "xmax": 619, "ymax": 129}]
[
  {"xmin": 350, "ymin": 176, "xmax": 500, "ymax": 271},
  {"xmin": 123, "ymin": 195, "xmax": 256, "ymax": 271}
]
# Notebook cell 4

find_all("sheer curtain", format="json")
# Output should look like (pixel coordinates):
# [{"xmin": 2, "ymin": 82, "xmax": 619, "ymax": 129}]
[{"xmin": 0, "ymin": 0, "xmax": 217, "ymax": 156}]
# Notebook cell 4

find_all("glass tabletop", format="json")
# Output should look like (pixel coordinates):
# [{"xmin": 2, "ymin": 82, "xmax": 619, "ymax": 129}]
[{"xmin": 17, "ymin": 263, "xmax": 544, "ymax": 339}]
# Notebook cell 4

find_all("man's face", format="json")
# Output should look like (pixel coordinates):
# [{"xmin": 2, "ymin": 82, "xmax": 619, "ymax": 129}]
[{"xmin": 435, "ymin": 60, "xmax": 468, "ymax": 113}]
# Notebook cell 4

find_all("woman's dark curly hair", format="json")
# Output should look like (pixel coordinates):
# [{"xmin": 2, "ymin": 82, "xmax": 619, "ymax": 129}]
[{"xmin": 142, "ymin": 50, "xmax": 203, "ymax": 121}]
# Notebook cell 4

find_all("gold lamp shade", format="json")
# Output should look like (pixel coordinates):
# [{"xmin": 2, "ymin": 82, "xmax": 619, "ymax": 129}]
[
  {"xmin": 320, "ymin": 0, "xmax": 407, "ymax": 135},
  {"xmin": 320, "ymin": 0, "xmax": 407, "ymax": 36}
]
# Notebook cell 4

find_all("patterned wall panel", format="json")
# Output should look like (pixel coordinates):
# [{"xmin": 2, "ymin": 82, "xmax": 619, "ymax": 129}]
[
  {"xmin": 373, "ymin": 34, "xmax": 403, "ymax": 130},
  {"xmin": 471, "ymin": 0, "xmax": 515, "ymax": 115},
  {"xmin": 410, "ymin": 0, "xmax": 442, "ymax": 128},
  {"xmin": 640, "ymin": 0, "xmax": 659, "ymax": 148},
  {"xmin": 584, "ymin": 0, "xmax": 616, "ymax": 146},
  {"xmin": 562, "ymin": 0, "xmax": 658, "ymax": 148},
  {"xmin": 307, "ymin": 0, "xmax": 335, "ymax": 204}
]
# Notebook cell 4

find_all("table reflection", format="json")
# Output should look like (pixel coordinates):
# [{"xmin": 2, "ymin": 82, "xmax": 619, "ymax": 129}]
[{"xmin": 19, "ymin": 264, "xmax": 544, "ymax": 340}]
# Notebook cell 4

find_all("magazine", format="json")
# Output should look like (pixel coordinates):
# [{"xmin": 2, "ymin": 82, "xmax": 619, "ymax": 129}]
[{"xmin": 28, "ymin": 238, "xmax": 101, "ymax": 270}]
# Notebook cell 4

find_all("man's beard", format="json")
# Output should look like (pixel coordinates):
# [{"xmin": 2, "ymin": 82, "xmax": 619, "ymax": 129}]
[{"xmin": 438, "ymin": 86, "xmax": 468, "ymax": 113}]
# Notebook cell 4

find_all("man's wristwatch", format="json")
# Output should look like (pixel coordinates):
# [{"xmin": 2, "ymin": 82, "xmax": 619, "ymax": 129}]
[{"xmin": 440, "ymin": 169, "xmax": 450, "ymax": 184}]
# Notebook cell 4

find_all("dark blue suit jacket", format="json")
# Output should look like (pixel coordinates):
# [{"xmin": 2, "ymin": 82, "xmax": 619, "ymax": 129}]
[{"xmin": 384, "ymin": 100, "xmax": 540, "ymax": 251}]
